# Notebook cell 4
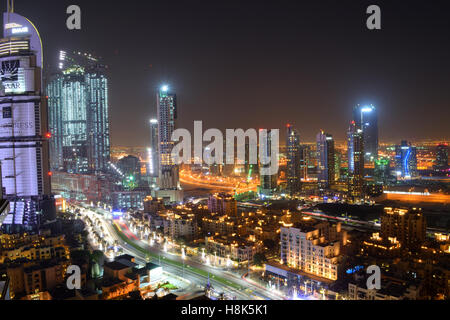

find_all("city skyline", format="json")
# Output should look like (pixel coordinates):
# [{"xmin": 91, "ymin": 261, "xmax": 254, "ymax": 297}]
[
  {"xmin": 5, "ymin": 0, "xmax": 449, "ymax": 146},
  {"xmin": 0, "ymin": 0, "xmax": 449, "ymax": 305}
]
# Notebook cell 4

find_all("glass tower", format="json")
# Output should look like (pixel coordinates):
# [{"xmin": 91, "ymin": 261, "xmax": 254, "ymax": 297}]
[
  {"xmin": 353, "ymin": 104, "xmax": 378, "ymax": 162},
  {"xmin": 47, "ymin": 51, "xmax": 110, "ymax": 174},
  {"xmin": 347, "ymin": 121, "xmax": 365, "ymax": 200},
  {"xmin": 286, "ymin": 125, "xmax": 301, "ymax": 196},
  {"xmin": 316, "ymin": 131, "xmax": 335, "ymax": 189}
]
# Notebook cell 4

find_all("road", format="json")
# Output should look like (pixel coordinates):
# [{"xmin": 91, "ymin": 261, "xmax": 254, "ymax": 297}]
[{"xmin": 75, "ymin": 203, "xmax": 286, "ymax": 300}]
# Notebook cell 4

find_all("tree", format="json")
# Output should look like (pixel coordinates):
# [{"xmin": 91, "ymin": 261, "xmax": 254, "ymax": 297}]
[{"xmin": 253, "ymin": 253, "xmax": 268, "ymax": 267}]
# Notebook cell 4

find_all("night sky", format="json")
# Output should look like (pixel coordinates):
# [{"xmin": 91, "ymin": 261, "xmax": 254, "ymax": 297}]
[{"xmin": 8, "ymin": 0, "xmax": 450, "ymax": 146}]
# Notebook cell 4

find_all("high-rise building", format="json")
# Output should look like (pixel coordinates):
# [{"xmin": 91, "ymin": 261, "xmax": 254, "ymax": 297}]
[
  {"xmin": 395, "ymin": 141, "xmax": 417, "ymax": 179},
  {"xmin": 374, "ymin": 156, "xmax": 392, "ymax": 185},
  {"xmin": 148, "ymin": 119, "xmax": 159, "ymax": 179},
  {"xmin": 347, "ymin": 121, "xmax": 365, "ymax": 200},
  {"xmin": 117, "ymin": 155, "xmax": 141, "ymax": 189},
  {"xmin": 47, "ymin": 51, "xmax": 110, "ymax": 174},
  {"xmin": 353, "ymin": 104, "xmax": 378, "ymax": 162},
  {"xmin": 259, "ymin": 129, "xmax": 278, "ymax": 198},
  {"xmin": 208, "ymin": 193, "xmax": 238, "ymax": 217},
  {"xmin": 435, "ymin": 144, "xmax": 449, "ymax": 173},
  {"xmin": 381, "ymin": 207, "xmax": 426, "ymax": 250},
  {"xmin": 155, "ymin": 86, "xmax": 183, "ymax": 203},
  {"xmin": 316, "ymin": 131, "xmax": 335, "ymax": 189},
  {"xmin": 0, "ymin": 6, "xmax": 55, "ymax": 233},
  {"xmin": 286, "ymin": 125, "xmax": 301, "ymax": 195},
  {"xmin": 280, "ymin": 220, "xmax": 344, "ymax": 281}
]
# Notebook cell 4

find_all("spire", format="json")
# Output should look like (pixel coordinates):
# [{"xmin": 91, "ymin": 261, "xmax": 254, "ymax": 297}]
[{"xmin": 7, "ymin": 0, "xmax": 14, "ymax": 13}]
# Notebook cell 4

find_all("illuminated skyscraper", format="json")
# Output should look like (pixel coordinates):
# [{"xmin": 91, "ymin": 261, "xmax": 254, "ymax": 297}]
[
  {"xmin": 155, "ymin": 86, "xmax": 183, "ymax": 203},
  {"xmin": 347, "ymin": 122, "xmax": 365, "ymax": 200},
  {"xmin": 374, "ymin": 157, "xmax": 392, "ymax": 185},
  {"xmin": 435, "ymin": 144, "xmax": 449, "ymax": 173},
  {"xmin": 395, "ymin": 141, "xmax": 417, "ymax": 179},
  {"xmin": 0, "ymin": 4, "xmax": 54, "ymax": 232},
  {"xmin": 47, "ymin": 51, "xmax": 110, "ymax": 174},
  {"xmin": 316, "ymin": 131, "xmax": 335, "ymax": 189},
  {"xmin": 259, "ymin": 129, "xmax": 278, "ymax": 198},
  {"xmin": 286, "ymin": 125, "xmax": 301, "ymax": 195},
  {"xmin": 148, "ymin": 119, "xmax": 159, "ymax": 178},
  {"xmin": 353, "ymin": 104, "xmax": 378, "ymax": 162}
]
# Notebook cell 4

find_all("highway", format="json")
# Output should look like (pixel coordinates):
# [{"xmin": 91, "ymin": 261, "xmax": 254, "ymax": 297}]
[{"xmin": 74, "ymin": 203, "xmax": 286, "ymax": 300}]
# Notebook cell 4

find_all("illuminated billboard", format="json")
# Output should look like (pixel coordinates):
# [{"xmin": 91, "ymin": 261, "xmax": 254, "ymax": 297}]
[{"xmin": 0, "ymin": 57, "xmax": 35, "ymax": 94}]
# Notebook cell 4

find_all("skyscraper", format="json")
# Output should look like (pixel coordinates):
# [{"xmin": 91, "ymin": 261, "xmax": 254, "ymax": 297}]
[
  {"xmin": 353, "ymin": 104, "xmax": 378, "ymax": 162},
  {"xmin": 286, "ymin": 125, "xmax": 301, "ymax": 195},
  {"xmin": 259, "ymin": 129, "xmax": 278, "ymax": 198},
  {"xmin": 347, "ymin": 121, "xmax": 365, "ymax": 200},
  {"xmin": 316, "ymin": 131, "xmax": 335, "ymax": 189},
  {"xmin": 374, "ymin": 157, "xmax": 392, "ymax": 186},
  {"xmin": 0, "ymin": 5, "xmax": 54, "ymax": 232},
  {"xmin": 47, "ymin": 51, "xmax": 110, "ymax": 174},
  {"xmin": 148, "ymin": 119, "xmax": 159, "ymax": 178},
  {"xmin": 435, "ymin": 144, "xmax": 449, "ymax": 173},
  {"xmin": 155, "ymin": 86, "xmax": 183, "ymax": 203},
  {"xmin": 395, "ymin": 140, "xmax": 417, "ymax": 179}
]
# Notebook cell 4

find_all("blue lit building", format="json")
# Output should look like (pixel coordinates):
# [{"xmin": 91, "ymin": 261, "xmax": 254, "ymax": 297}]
[{"xmin": 395, "ymin": 141, "xmax": 417, "ymax": 179}]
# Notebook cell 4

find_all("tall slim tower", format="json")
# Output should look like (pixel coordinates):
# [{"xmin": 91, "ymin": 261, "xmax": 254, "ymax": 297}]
[
  {"xmin": 347, "ymin": 121, "xmax": 365, "ymax": 200},
  {"xmin": 0, "ymin": 4, "xmax": 55, "ymax": 232},
  {"xmin": 286, "ymin": 124, "xmax": 301, "ymax": 196},
  {"xmin": 353, "ymin": 104, "xmax": 378, "ymax": 162},
  {"xmin": 259, "ymin": 129, "xmax": 278, "ymax": 198},
  {"xmin": 395, "ymin": 140, "xmax": 417, "ymax": 179},
  {"xmin": 155, "ymin": 86, "xmax": 183, "ymax": 203},
  {"xmin": 148, "ymin": 119, "xmax": 159, "ymax": 178},
  {"xmin": 316, "ymin": 131, "xmax": 335, "ymax": 189}
]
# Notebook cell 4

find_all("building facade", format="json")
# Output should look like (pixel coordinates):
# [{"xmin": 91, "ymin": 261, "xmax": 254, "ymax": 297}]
[
  {"xmin": 395, "ymin": 141, "xmax": 418, "ymax": 179},
  {"xmin": 286, "ymin": 125, "xmax": 301, "ymax": 195},
  {"xmin": 353, "ymin": 104, "xmax": 378, "ymax": 162},
  {"xmin": 0, "ymin": 7, "xmax": 54, "ymax": 233},
  {"xmin": 47, "ymin": 51, "xmax": 110, "ymax": 174},
  {"xmin": 155, "ymin": 86, "xmax": 183, "ymax": 203},
  {"xmin": 316, "ymin": 131, "xmax": 335, "ymax": 189},
  {"xmin": 347, "ymin": 121, "xmax": 365, "ymax": 200}
]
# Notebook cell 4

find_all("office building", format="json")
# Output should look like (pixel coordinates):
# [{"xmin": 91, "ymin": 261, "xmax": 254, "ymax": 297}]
[
  {"xmin": 148, "ymin": 119, "xmax": 159, "ymax": 179},
  {"xmin": 374, "ymin": 157, "xmax": 392, "ymax": 185},
  {"xmin": 347, "ymin": 121, "xmax": 365, "ymax": 200},
  {"xmin": 155, "ymin": 86, "xmax": 183, "ymax": 203},
  {"xmin": 47, "ymin": 51, "xmax": 110, "ymax": 174},
  {"xmin": 259, "ymin": 129, "xmax": 278, "ymax": 198},
  {"xmin": 316, "ymin": 131, "xmax": 335, "ymax": 189},
  {"xmin": 353, "ymin": 104, "xmax": 378, "ymax": 162},
  {"xmin": 0, "ymin": 6, "xmax": 55, "ymax": 233},
  {"xmin": 117, "ymin": 155, "xmax": 142, "ymax": 188},
  {"xmin": 286, "ymin": 125, "xmax": 301, "ymax": 195},
  {"xmin": 395, "ymin": 141, "xmax": 417, "ymax": 179},
  {"xmin": 435, "ymin": 144, "xmax": 449, "ymax": 172}
]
